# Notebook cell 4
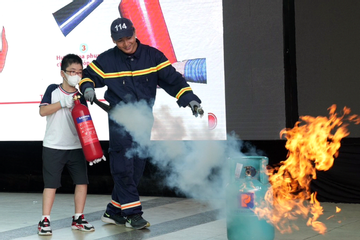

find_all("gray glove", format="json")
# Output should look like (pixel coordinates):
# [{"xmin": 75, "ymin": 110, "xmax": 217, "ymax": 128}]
[
  {"xmin": 188, "ymin": 100, "xmax": 204, "ymax": 117},
  {"xmin": 84, "ymin": 88, "xmax": 95, "ymax": 104},
  {"xmin": 60, "ymin": 95, "xmax": 74, "ymax": 108}
]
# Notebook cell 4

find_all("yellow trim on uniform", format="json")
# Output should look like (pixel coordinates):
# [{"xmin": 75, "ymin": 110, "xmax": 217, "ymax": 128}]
[
  {"xmin": 176, "ymin": 87, "xmax": 192, "ymax": 99},
  {"xmin": 156, "ymin": 60, "xmax": 172, "ymax": 70},
  {"xmin": 110, "ymin": 199, "xmax": 142, "ymax": 210},
  {"xmin": 79, "ymin": 78, "xmax": 95, "ymax": 87},
  {"xmin": 121, "ymin": 201, "xmax": 141, "ymax": 210},
  {"xmin": 86, "ymin": 60, "xmax": 172, "ymax": 79},
  {"xmin": 111, "ymin": 200, "xmax": 121, "ymax": 209}
]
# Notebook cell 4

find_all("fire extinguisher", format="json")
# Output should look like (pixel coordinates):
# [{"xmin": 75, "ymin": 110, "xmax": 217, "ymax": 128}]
[{"xmin": 71, "ymin": 95, "xmax": 103, "ymax": 164}]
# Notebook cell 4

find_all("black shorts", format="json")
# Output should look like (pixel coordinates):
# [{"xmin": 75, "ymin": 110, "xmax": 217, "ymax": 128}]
[{"xmin": 42, "ymin": 147, "xmax": 89, "ymax": 188}]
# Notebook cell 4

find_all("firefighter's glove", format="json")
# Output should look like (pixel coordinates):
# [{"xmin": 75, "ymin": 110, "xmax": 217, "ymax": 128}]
[
  {"xmin": 188, "ymin": 100, "xmax": 204, "ymax": 118},
  {"xmin": 84, "ymin": 88, "xmax": 95, "ymax": 104},
  {"xmin": 60, "ymin": 95, "xmax": 74, "ymax": 108},
  {"xmin": 89, "ymin": 155, "xmax": 106, "ymax": 166}
]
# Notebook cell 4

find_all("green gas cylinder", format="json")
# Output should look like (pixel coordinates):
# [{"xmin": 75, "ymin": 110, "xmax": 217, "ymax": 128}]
[{"xmin": 226, "ymin": 156, "xmax": 274, "ymax": 240}]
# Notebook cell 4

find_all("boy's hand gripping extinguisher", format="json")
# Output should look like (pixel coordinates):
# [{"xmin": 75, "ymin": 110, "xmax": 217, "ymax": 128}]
[{"xmin": 71, "ymin": 95, "xmax": 106, "ymax": 166}]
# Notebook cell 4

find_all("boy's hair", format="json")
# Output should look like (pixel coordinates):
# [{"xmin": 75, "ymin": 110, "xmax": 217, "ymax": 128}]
[{"xmin": 61, "ymin": 54, "xmax": 83, "ymax": 71}]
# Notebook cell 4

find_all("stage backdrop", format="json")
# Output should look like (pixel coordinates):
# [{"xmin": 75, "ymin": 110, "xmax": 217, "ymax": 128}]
[
  {"xmin": 295, "ymin": 0, "xmax": 360, "ymax": 203},
  {"xmin": 295, "ymin": 0, "xmax": 360, "ymax": 137},
  {"xmin": 0, "ymin": 0, "xmax": 292, "ymax": 196},
  {"xmin": 223, "ymin": 0, "xmax": 286, "ymax": 140}
]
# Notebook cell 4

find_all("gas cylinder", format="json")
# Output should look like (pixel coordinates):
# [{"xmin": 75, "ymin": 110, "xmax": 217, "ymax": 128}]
[
  {"xmin": 71, "ymin": 96, "xmax": 103, "ymax": 162},
  {"xmin": 226, "ymin": 156, "xmax": 274, "ymax": 240}
]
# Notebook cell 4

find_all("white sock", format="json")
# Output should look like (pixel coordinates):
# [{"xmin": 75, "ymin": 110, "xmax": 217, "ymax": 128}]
[
  {"xmin": 42, "ymin": 215, "xmax": 50, "ymax": 221},
  {"xmin": 74, "ymin": 213, "xmax": 83, "ymax": 220}
]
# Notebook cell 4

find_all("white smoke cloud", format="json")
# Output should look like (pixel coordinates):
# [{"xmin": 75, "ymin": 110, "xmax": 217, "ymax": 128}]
[
  {"xmin": 110, "ymin": 100, "xmax": 154, "ymax": 146},
  {"xmin": 109, "ymin": 101, "xmax": 262, "ymax": 208}
]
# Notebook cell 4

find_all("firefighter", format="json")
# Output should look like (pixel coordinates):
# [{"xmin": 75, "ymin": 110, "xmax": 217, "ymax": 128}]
[{"xmin": 79, "ymin": 18, "xmax": 203, "ymax": 230}]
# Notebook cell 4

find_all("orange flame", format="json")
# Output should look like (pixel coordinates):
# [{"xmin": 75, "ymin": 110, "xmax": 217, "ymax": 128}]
[
  {"xmin": 336, "ymin": 206, "xmax": 341, "ymax": 213},
  {"xmin": 254, "ymin": 105, "xmax": 360, "ymax": 234}
]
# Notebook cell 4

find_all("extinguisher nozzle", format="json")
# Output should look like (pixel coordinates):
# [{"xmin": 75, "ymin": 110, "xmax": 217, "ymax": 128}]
[
  {"xmin": 89, "ymin": 155, "xmax": 106, "ymax": 166},
  {"xmin": 94, "ymin": 97, "xmax": 111, "ymax": 113}
]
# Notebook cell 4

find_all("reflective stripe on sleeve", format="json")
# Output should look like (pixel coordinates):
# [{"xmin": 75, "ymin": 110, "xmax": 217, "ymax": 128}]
[
  {"xmin": 79, "ymin": 78, "xmax": 95, "ymax": 87},
  {"xmin": 176, "ymin": 87, "xmax": 192, "ymax": 99}
]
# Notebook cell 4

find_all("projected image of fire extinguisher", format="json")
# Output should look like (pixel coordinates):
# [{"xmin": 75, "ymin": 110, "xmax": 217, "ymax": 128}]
[
  {"xmin": 72, "ymin": 95, "xmax": 106, "ymax": 166},
  {"xmin": 0, "ymin": 26, "xmax": 8, "ymax": 73},
  {"xmin": 119, "ymin": 0, "xmax": 207, "ymax": 84},
  {"xmin": 52, "ymin": 0, "xmax": 104, "ymax": 36}
]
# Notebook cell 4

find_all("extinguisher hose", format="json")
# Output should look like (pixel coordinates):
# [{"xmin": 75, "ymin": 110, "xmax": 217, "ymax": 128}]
[{"xmin": 93, "ymin": 96, "xmax": 111, "ymax": 113}]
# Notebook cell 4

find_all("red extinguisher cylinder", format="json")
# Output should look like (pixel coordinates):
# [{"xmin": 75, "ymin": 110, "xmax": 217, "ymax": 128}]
[{"xmin": 72, "ymin": 99, "xmax": 103, "ymax": 162}]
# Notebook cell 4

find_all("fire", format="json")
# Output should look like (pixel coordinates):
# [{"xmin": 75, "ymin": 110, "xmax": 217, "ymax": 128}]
[
  {"xmin": 336, "ymin": 206, "xmax": 341, "ymax": 213},
  {"xmin": 326, "ymin": 206, "xmax": 341, "ymax": 221},
  {"xmin": 254, "ymin": 105, "xmax": 360, "ymax": 234}
]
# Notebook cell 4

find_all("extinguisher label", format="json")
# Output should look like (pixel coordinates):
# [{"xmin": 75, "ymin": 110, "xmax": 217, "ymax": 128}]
[
  {"xmin": 76, "ymin": 115, "xmax": 92, "ymax": 123},
  {"xmin": 239, "ymin": 192, "xmax": 255, "ymax": 209},
  {"xmin": 76, "ymin": 115, "xmax": 99, "ymax": 146}
]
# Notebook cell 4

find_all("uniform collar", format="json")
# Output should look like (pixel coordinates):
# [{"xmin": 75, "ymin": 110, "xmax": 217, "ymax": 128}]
[
  {"xmin": 132, "ymin": 39, "xmax": 142, "ymax": 59},
  {"xmin": 115, "ymin": 38, "xmax": 142, "ymax": 60}
]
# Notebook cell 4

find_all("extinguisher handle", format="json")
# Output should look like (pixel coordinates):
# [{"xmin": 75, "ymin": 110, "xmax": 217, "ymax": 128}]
[{"xmin": 93, "ymin": 96, "xmax": 111, "ymax": 113}]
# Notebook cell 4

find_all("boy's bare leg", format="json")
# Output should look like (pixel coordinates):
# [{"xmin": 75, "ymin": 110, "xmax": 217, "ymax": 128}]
[
  {"xmin": 74, "ymin": 184, "xmax": 87, "ymax": 213},
  {"xmin": 42, "ymin": 188, "xmax": 56, "ymax": 215}
]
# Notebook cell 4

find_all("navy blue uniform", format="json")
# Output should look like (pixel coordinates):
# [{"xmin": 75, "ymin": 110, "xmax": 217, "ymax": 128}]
[{"xmin": 79, "ymin": 39, "xmax": 201, "ymax": 217}]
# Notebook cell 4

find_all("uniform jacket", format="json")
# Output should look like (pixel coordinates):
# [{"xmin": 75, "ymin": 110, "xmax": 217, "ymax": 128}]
[
  {"xmin": 79, "ymin": 39, "xmax": 201, "ymax": 151},
  {"xmin": 79, "ymin": 39, "xmax": 201, "ymax": 108}
]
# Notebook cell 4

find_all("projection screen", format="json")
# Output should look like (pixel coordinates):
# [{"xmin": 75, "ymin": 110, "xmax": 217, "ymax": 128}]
[{"xmin": 0, "ymin": 0, "xmax": 226, "ymax": 141}]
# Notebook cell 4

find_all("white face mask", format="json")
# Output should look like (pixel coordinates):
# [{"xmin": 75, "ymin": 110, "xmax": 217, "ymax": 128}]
[{"xmin": 64, "ymin": 72, "xmax": 81, "ymax": 87}]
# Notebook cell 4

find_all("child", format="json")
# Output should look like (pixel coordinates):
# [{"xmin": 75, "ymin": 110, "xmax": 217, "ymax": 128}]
[{"xmin": 38, "ymin": 54, "xmax": 94, "ymax": 235}]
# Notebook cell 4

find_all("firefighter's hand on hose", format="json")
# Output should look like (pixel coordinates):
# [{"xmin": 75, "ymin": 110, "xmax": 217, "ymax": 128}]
[
  {"xmin": 60, "ymin": 95, "xmax": 74, "ymax": 108},
  {"xmin": 84, "ymin": 88, "xmax": 95, "ymax": 104},
  {"xmin": 188, "ymin": 100, "xmax": 204, "ymax": 118},
  {"xmin": 89, "ymin": 155, "xmax": 106, "ymax": 166}
]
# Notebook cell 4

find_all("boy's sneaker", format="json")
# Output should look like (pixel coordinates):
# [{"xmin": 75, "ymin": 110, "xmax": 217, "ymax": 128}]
[
  {"xmin": 125, "ymin": 214, "xmax": 150, "ymax": 230},
  {"xmin": 101, "ymin": 212, "xmax": 126, "ymax": 225},
  {"xmin": 71, "ymin": 214, "xmax": 95, "ymax": 232},
  {"xmin": 38, "ymin": 217, "xmax": 52, "ymax": 235}
]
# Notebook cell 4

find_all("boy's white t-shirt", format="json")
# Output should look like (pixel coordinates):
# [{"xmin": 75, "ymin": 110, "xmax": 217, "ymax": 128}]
[{"xmin": 40, "ymin": 84, "xmax": 82, "ymax": 150}]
